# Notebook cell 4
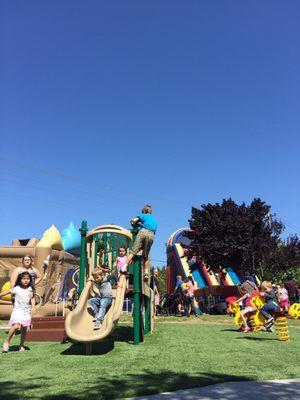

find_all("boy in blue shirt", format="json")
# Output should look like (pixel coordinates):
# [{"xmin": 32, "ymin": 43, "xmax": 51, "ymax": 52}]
[{"xmin": 126, "ymin": 205, "xmax": 158, "ymax": 281}]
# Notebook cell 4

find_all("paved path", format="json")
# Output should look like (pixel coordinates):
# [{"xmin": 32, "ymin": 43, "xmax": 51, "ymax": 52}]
[{"xmin": 122, "ymin": 379, "xmax": 300, "ymax": 400}]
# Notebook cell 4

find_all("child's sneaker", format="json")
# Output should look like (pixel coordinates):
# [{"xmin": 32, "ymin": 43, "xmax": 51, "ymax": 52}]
[
  {"xmin": 265, "ymin": 317, "xmax": 274, "ymax": 327},
  {"xmin": 2, "ymin": 342, "xmax": 9, "ymax": 353},
  {"xmin": 266, "ymin": 325, "xmax": 274, "ymax": 333},
  {"xmin": 93, "ymin": 320, "xmax": 101, "ymax": 330},
  {"xmin": 87, "ymin": 304, "xmax": 96, "ymax": 315}
]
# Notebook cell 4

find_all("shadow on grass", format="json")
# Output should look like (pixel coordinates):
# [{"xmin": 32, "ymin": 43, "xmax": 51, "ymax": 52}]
[
  {"xmin": 220, "ymin": 328, "xmax": 240, "ymax": 332},
  {"xmin": 0, "ymin": 371, "xmax": 253, "ymax": 400},
  {"xmin": 1, "ymin": 371, "xmax": 300, "ymax": 400},
  {"xmin": 236, "ymin": 336, "xmax": 277, "ymax": 341},
  {"xmin": 1, "ymin": 379, "xmax": 46, "ymax": 400},
  {"xmin": 61, "ymin": 326, "xmax": 133, "ymax": 356}
]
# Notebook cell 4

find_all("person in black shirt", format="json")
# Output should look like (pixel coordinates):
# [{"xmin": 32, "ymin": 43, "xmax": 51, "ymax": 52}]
[{"xmin": 284, "ymin": 274, "xmax": 299, "ymax": 305}]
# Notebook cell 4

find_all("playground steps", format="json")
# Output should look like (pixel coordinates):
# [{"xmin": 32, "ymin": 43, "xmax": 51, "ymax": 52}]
[{"xmin": 25, "ymin": 317, "xmax": 66, "ymax": 342}]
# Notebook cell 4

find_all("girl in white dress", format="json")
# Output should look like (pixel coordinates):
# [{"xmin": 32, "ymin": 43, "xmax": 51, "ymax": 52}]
[{"xmin": 0, "ymin": 271, "xmax": 35, "ymax": 352}]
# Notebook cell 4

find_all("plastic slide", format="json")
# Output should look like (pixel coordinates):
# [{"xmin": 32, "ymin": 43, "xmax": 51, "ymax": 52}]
[{"xmin": 65, "ymin": 274, "xmax": 127, "ymax": 343}]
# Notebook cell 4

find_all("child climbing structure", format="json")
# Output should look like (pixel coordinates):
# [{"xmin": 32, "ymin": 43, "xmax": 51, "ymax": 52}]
[
  {"xmin": 0, "ymin": 223, "xmax": 80, "ymax": 319},
  {"xmin": 65, "ymin": 222, "xmax": 154, "ymax": 349}
]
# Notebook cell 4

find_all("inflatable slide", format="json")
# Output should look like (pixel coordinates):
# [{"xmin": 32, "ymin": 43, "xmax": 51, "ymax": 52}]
[{"xmin": 166, "ymin": 228, "xmax": 242, "ymax": 296}]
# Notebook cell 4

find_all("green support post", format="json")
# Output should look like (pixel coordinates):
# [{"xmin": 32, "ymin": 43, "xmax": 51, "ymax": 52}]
[
  {"xmin": 103, "ymin": 233, "xmax": 108, "ymax": 265},
  {"xmin": 94, "ymin": 234, "xmax": 99, "ymax": 268},
  {"xmin": 144, "ymin": 296, "xmax": 151, "ymax": 335},
  {"xmin": 133, "ymin": 257, "xmax": 142, "ymax": 345},
  {"xmin": 79, "ymin": 220, "xmax": 88, "ymax": 295}
]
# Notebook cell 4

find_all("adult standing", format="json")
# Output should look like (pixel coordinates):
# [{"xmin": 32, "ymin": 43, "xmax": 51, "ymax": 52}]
[
  {"xmin": 10, "ymin": 255, "xmax": 42, "ymax": 289},
  {"xmin": 174, "ymin": 275, "xmax": 184, "ymax": 314},
  {"xmin": 151, "ymin": 268, "xmax": 160, "ymax": 315},
  {"xmin": 284, "ymin": 273, "xmax": 299, "ymax": 305},
  {"xmin": 187, "ymin": 275, "xmax": 202, "ymax": 317}
]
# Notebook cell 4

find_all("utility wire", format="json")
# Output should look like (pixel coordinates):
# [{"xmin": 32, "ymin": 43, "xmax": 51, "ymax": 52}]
[{"xmin": 0, "ymin": 157, "xmax": 186, "ymax": 206}]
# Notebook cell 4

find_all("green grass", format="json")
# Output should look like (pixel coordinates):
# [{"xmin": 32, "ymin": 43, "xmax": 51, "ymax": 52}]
[{"xmin": 1, "ymin": 316, "xmax": 300, "ymax": 399}]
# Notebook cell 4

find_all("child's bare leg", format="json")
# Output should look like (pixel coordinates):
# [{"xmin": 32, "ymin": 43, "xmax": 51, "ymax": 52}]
[
  {"xmin": 20, "ymin": 326, "xmax": 27, "ymax": 349},
  {"xmin": 5, "ymin": 324, "xmax": 20, "ymax": 345},
  {"xmin": 241, "ymin": 311, "xmax": 249, "ymax": 329},
  {"xmin": 143, "ymin": 258, "xmax": 150, "ymax": 279},
  {"xmin": 126, "ymin": 254, "xmax": 134, "ymax": 265}
]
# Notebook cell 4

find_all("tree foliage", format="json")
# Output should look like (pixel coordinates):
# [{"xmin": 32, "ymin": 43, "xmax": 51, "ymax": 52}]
[{"xmin": 186, "ymin": 198, "xmax": 300, "ymax": 280}]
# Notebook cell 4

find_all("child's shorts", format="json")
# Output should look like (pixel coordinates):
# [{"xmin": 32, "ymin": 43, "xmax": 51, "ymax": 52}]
[
  {"xmin": 131, "ymin": 228, "xmax": 154, "ymax": 259},
  {"xmin": 243, "ymin": 306, "xmax": 255, "ymax": 314}
]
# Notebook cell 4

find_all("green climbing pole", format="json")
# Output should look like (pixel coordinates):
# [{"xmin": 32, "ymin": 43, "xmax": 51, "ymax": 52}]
[
  {"xmin": 144, "ymin": 295, "xmax": 151, "ymax": 335},
  {"xmin": 133, "ymin": 256, "xmax": 143, "ymax": 345},
  {"xmin": 79, "ymin": 220, "xmax": 88, "ymax": 295},
  {"xmin": 93, "ymin": 234, "xmax": 99, "ymax": 268}
]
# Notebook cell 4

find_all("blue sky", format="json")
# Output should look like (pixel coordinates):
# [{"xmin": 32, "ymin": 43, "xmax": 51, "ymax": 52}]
[{"xmin": 1, "ymin": 1, "xmax": 300, "ymax": 266}]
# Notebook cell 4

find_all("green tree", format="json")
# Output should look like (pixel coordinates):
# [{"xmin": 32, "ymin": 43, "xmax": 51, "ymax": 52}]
[{"xmin": 186, "ymin": 198, "xmax": 299, "ymax": 281}]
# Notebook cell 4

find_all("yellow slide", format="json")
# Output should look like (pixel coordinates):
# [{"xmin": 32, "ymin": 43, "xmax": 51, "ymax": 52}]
[{"xmin": 65, "ymin": 274, "xmax": 127, "ymax": 343}]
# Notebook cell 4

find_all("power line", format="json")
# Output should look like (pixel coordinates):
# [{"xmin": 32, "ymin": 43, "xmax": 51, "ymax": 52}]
[{"xmin": 0, "ymin": 157, "xmax": 186, "ymax": 206}]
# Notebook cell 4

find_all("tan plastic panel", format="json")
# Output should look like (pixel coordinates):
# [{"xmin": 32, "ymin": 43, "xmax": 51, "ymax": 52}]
[{"xmin": 86, "ymin": 225, "xmax": 132, "ymax": 241}]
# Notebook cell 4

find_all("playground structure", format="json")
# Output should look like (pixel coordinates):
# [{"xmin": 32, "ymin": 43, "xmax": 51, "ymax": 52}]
[
  {"xmin": 65, "ymin": 222, "xmax": 154, "ymax": 352},
  {"xmin": 0, "ymin": 223, "xmax": 80, "ymax": 319},
  {"xmin": 166, "ymin": 228, "xmax": 243, "ymax": 309}
]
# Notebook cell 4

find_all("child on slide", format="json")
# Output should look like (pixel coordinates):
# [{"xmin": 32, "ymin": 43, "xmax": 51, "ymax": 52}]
[
  {"xmin": 232, "ymin": 284, "xmax": 259, "ymax": 333},
  {"xmin": 0, "ymin": 271, "xmax": 35, "ymax": 352},
  {"xmin": 88, "ymin": 267, "xmax": 118, "ymax": 330},
  {"xmin": 126, "ymin": 205, "xmax": 158, "ymax": 281}
]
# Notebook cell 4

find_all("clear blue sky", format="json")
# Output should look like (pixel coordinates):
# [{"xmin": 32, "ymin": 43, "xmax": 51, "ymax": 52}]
[{"xmin": 1, "ymin": 1, "xmax": 300, "ymax": 267}]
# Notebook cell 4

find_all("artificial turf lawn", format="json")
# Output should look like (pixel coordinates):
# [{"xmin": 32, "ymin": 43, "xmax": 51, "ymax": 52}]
[{"xmin": 0, "ymin": 316, "xmax": 299, "ymax": 400}]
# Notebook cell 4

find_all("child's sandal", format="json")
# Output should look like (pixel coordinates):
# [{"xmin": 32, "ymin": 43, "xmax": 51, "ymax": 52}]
[
  {"xmin": 242, "ymin": 327, "xmax": 251, "ymax": 333},
  {"xmin": 2, "ymin": 342, "xmax": 9, "ymax": 353}
]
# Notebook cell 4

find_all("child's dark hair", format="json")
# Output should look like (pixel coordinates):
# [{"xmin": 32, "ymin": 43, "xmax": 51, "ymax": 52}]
[
  {"xmin": 238, "ymin": 285, "xmax": 248, "ymax": 295},
  {"xmin": 142, "ymin": 204, "xmax": 152, "ymax": 214},
  {"xmin": 118, "ymin": 246, "xmax": 127, "ymax": 251},
  {"xmin": 15, "ymin": 271, "xmax": 33, "ymax": 289}
]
